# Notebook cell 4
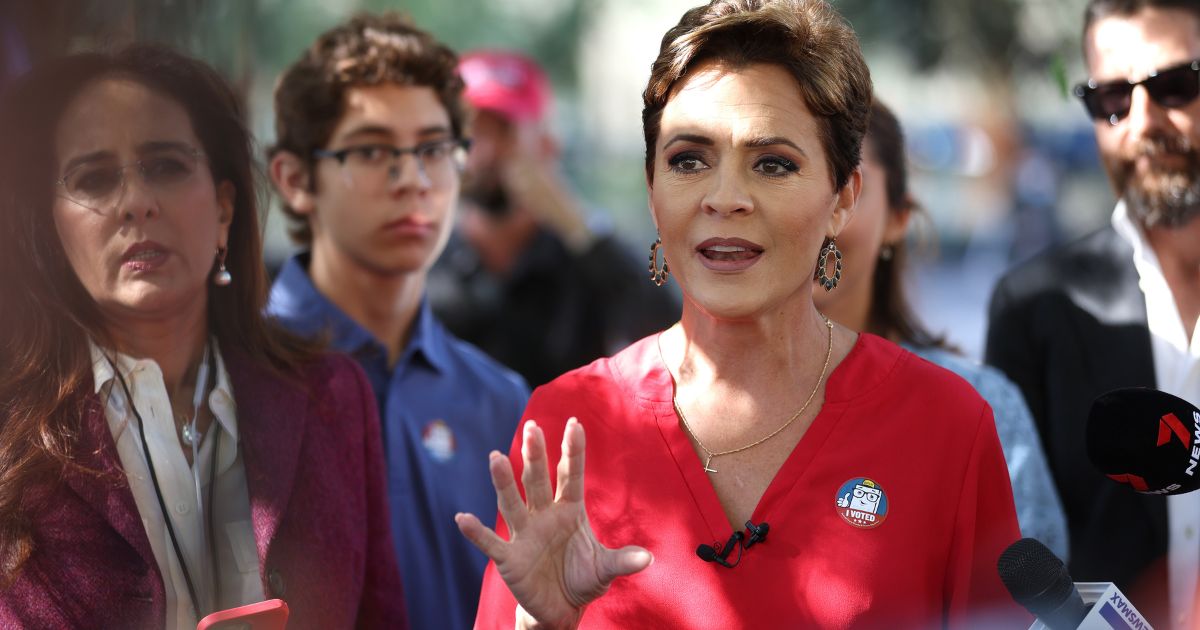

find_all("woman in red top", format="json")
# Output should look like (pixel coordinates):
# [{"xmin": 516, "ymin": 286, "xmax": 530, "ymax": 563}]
[{"xmin": 456, "ymin": 0, "xmax": 1029, "ymax": 627}]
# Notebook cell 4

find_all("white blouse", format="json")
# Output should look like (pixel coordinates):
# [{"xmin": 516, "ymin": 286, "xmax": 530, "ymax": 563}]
[{"xmin": 90, "ymin": 340, "xmax": 262, "ymax": 629}]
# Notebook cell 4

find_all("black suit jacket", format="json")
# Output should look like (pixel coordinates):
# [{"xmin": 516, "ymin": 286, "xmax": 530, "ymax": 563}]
[{"xmin": 986, "ymin": 225, "xmax": 1165, "ymax": 606}]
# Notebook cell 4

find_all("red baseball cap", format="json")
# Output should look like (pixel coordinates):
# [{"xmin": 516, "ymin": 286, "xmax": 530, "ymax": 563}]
[{"xmin": 458, "ymin": 50, "xmax": 551, "ymax": 123}]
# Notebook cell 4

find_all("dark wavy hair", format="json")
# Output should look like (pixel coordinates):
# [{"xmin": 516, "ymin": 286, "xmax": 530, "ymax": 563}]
[
  {"xmin": 863, "ymin": 100, "xmax": 947, "ymax": 350},
  {"xmin": 642, "ymin": 0, "xmax": 872, "ymax": 190},
  {"xmin": 0, "ymin": 44, "xmax": 317, "ymax": 582},
  {"xmin": 268, "ymin": 12, "xmax": 467, "ymax": 244}
]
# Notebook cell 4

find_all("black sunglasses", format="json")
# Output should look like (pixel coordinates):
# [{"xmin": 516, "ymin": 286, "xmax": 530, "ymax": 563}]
[{"xmin": 1074, "ymin": 59, "xmax": 1200, "ymax": 125}]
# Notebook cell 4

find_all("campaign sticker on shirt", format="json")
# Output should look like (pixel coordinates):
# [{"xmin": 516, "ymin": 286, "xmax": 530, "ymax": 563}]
[
  {"xmin": 421, "ymin": 419, "xmax": 456, "ymax": 462},
  {"xmin": 835, "ymin": 477, "xmax": 889, "ymax": 528}
]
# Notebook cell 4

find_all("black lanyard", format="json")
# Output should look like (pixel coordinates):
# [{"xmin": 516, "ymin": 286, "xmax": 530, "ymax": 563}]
[{"xmin": 106, "ymin": 346, "xmax": 220, "ymax": 622}]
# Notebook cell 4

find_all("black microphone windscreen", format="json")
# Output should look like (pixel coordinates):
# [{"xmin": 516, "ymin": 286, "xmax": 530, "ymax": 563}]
[
  {"xmin": 1087, "ymin": 387, "xmax": 1200, "ymax": 495},
  {"xmin": 997, "ymin": 538, "xmax": 1085, "ymax": 629},
  {"xmin": 696, "ymin": 544, "xmax": 719, "ymax": 562}
]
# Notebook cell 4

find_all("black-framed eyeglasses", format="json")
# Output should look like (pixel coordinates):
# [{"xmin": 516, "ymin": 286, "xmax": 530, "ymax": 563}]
[
  {"xmin": 312, "ymin": 138, "xmax": 470, "ymax": 189},
  {"xmin": 1074, "ymin": 59, "xmax": 1200, "ymax": 125},
  {"xmin": 55, "ymin": 147, "xmax": 207, "ymax": 212}
]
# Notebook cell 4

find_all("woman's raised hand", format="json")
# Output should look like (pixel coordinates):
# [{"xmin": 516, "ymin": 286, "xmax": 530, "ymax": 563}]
[{"xmin": 455, "ymin": 418, "xmax": 653, "ymax": 629}]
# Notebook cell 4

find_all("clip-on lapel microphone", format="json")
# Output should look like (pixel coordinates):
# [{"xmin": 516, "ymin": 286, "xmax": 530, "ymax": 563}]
[{"xmin": 696, "ymin": 520, "xmax": 770, "ymax": 568}]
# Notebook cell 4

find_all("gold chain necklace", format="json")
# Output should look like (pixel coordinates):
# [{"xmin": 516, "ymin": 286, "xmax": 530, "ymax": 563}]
[{"xmin": 670, "ymin": 317, "xmax": 834, "ymax": 474}]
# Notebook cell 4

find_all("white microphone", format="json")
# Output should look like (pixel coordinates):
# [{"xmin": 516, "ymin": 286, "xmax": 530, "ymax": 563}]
[{"xmin": 1053, "ymin": 582, "xmax": 1151, "ymax": 630}]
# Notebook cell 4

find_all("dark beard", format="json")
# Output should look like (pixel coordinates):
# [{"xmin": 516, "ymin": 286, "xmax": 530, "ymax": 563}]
[
  {"xmin": 1117, "ymin": 134, "xmax": 1200, "ymax": 229},
  {"xmin": 462, "ymin": 173, "xmax": 511, "ymax": 218}
]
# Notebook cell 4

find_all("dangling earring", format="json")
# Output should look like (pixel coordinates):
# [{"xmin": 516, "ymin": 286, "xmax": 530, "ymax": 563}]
[
  {"xmin": 814, "ymin": 237, "xmax": 842, "ymax": 291},
  {"xmin": 648, "ymin": 237, "xmax": 670, "ymax": 287},
  {"xmin": 212, "ymin": 247, "xmax": 232, "ymax": 287}
]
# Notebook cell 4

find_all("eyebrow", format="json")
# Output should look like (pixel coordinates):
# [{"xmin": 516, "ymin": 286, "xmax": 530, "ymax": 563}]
[
  {"xmin": 663, "ymin": 134, "xmax": 714, "ymax": 151},
  {"xmin": 745, "ymin": 136, "xmax": 806, "ymax": 157},
  {"xmin": 60, "ymin": 140, "xmax": 197, "ymax": 175},
  {"xmin": 61, "ymin": 151, "xmax": 112, "ymax": 176},
  {"xmin": 662, "ymin": 133, "xmax": 807, "ymax": 157},
  {"xmin": 337, "ymin": 123, "xmax": 453, "ymax": 144}
]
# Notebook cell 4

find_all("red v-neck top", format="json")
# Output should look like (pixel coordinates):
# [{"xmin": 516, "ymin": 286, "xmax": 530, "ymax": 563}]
[{"xmin": 474, "ymin": 333, "xmax": 1029, "ymax": 629}]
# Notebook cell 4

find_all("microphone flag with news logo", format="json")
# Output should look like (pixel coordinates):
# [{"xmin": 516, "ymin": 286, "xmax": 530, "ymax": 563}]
[{"xmin": 1087, "ymin": 387, "xmax": 1200, "ymax": 496}]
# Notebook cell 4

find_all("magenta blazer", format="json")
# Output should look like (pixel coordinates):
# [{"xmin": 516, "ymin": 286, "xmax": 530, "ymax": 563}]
[{"xmin": 0, "ymin": 347, "xmax": 407, "ymax": 628}]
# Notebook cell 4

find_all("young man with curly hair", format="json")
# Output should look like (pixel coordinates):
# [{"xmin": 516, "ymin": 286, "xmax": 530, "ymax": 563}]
[{"xmin": 265, "ymin": 14, "xmax": 528, "ymax": 628}]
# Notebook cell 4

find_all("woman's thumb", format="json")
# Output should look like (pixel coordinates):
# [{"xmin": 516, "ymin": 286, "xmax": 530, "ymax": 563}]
[{"xmin": 599, "ymin": 545, "xmax": 654, "ymax": 584}]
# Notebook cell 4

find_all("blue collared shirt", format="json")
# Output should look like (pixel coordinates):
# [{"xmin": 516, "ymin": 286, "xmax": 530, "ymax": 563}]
[{"xmin": 268, "ymin": 253, "xmax": 529, "ymax": 630}]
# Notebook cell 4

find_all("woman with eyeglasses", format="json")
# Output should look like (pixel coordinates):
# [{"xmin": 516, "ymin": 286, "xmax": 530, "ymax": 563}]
[
  {"xmin": 0, "ymin": 45, "xmax": 405, "ymax": 628},
  {"xmin": 812, "ymin": 99, "xmax": 1069, "ymax": 561},
  {"xmin": 456, "ymin": 1, "xmax": 1029, "ymax": 628}
]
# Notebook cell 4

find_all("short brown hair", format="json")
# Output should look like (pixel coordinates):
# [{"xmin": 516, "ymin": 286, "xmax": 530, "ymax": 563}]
[
  {"xmin": 1084, "ymin": 0, "xmax": 1200, "ymax": 51},
  {"xmin": 642, "ymin": 0, "xmax": 872, "ymax": 190},
  {"xmin": 269, "ymin": 12, "xmax": 467, "ymax": 244}
]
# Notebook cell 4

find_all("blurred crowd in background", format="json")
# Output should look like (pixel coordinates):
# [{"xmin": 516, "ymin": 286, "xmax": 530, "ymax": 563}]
[{"xmin": 0, "ymin": 0, "xmax": 1111, "ymax": 358}]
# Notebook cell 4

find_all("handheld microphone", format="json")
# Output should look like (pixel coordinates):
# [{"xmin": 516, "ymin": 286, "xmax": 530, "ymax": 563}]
[
  {"xmin": 997, "ymin": 538, "xmax": 1154, "ymax": 630},
  {"xmin": 997, "ymin": 538, "xmax": 1087, "ymax": 630},
  {"xmin": 1087, "ymin": 387, "xmax": 1200, "ymax": 495}
]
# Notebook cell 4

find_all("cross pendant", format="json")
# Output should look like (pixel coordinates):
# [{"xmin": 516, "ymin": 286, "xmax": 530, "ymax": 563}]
[{"xmin": 703, "ymin": 455, "xmax": 718, "ymax": 474}]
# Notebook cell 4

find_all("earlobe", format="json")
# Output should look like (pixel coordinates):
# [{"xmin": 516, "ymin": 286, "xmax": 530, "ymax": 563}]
[{"xmin": 269, "ymin": 151, "xmax": 316, "ymax": 215}]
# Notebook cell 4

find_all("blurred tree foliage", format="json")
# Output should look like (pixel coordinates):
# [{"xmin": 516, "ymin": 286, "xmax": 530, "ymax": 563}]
[
  {"xmin": 373, "ymin": 0, "xmax": 592, "ymax": 89},
  {"xmin": 1, "ymin": 0, "xmax": 257, "ymax": 95},
  {"xmin": 3, "ymin": 0, "xmax": 1085, "ymax": 96},
  {"xmin": 840, "ymin": 0, "xmax": 1021, "ymax": 78},
  {"xmin": 1, "ymin": 0, "xmax": 591, "ymax": 102},
  {"xmin": 836, "ymin": 0, "xmax": 1085, "ymax": 85}
]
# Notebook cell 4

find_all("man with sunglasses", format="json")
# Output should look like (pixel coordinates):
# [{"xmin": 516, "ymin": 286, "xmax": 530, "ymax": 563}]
[
  {"xmin": 264, "ymin": 14, "xmax": 529, "ymax": 629},
  {"xmin": 987, "ymin": 1, "xmax": 1200, "ymax": 626}
]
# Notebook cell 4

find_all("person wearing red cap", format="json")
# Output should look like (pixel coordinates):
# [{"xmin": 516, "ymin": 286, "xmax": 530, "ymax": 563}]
[{"xmin": 429, "ymin": 50, "xmax": 678, "ymax": 387}]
